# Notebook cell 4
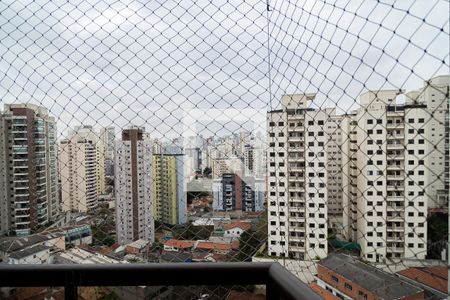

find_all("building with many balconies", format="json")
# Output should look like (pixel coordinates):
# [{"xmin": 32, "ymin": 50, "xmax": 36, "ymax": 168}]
[{"xmin": 0, "ymin": 104, "xmax": 59, "ymax": 236}]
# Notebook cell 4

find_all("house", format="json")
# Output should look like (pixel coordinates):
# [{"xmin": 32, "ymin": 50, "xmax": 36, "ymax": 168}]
[
  {"xmin": 316, "ymin": 254, "xmax": 425, "ymax": 300},
  {"xmin": 45, "ymin": 224, "xmax": 92, "ymax": 247},
  {"xmin": 163, "ymin": 239, "xmax": 195, "ymax": 252},
  {"xmin": 223, "ymin": 222, "xmax": 252, "ymax": 238},
  {"xmin": 7, "ymin": 245, "xmax": 51, "ymax": 265},
  {"xmin": 196, "ymin": 241, "xmax": 239, "ymax": 255},
  {"xmin": 125, "ymin": 239, "xmax": 150, "ymax": 255},
  {"xmin": 0, "ymin": 233, "xmax": 65, "ymax": 263}
]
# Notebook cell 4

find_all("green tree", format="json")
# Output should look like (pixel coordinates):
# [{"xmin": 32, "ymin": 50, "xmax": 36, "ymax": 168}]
[
  {"xmin": 427, "ymin": 213, "xmax": 448, "ymax": 259},
  {"xmin": 203, "ymin": 167, "xmax": 212, "ymax": 176},
  {"xmin": 236, "ymin": 230, "xmax": 265, "ymax": 262}
]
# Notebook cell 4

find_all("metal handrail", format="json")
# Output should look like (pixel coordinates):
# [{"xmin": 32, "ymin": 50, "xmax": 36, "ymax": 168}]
[{"xmin": 0, "ymin": 262, "xmax": 321, "ymax": 300}]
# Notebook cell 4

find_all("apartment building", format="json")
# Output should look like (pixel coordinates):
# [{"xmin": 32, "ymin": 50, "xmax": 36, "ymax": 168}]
[
  {"xmin": 114, "ymin": 128, "xmax": 154, "ymax": 245},
  {"xmin": 152, "ymin": 153, "xmax": 187, "ymax": 225},
  {"xmin": 59, "ymin": 126, "xmax": 99, "ymax": 213},
  {"xmin": 341, "ymin": 75, "xmax": 449, "ymax": 262},
  {"xmin": 325, "ymin": 115, "xmax": 343, "ymax": 215},
  {"xmin": 211, "ymin": 157, "xmax": 242, "ymax": 179},
  {"xmin": 243, "ymin": 135, "xmax": 266, "ymax": 177},
  {"xmin": 0, "ymin": 104, "xmax": 59, "ymax": 236},
  {"xmin": 418, "ymin": 76, "xmax": 449, "ymax": 209},
  {"xmin": 267, "ymin": 94, "xmax": 338, "ymax": 260},
  {"xmin": 100, "ymin": 126, "xmax": 115, "ymax": 177},
  {"xmin": 212, "ymin": 173, "xmax": 264, "ymax": 212},
  {"xmin": 341, "ymin": 112, "xmax": 358, "ymax": 243}
]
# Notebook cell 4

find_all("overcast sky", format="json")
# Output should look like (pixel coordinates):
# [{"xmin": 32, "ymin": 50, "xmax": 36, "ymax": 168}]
[{"xmin": 0, "ymin": 0, "xmax": 448, "ymax": 140}]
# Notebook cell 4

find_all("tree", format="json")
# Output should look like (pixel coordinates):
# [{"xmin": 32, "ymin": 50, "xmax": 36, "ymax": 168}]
[
  {"xmin": 427, "ymin": 213, "xmax": 448, "ymax": 259},
  {"xmin": 236, "ymin": 230, "xmax": 265, "ymax": 262},
  {"xmin": 203, "ymin": 167, "xmax": 212, "ymax": 176}
]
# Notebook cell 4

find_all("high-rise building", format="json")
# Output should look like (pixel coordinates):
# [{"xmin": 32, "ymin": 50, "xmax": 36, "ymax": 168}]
[
  {"xmin": 267, "ymin": 94, "xmax": 336, "ymax": 260},
  {"xmin": 419, "ymin": 76, "xmax": 449, "ymax": 209},
  {"xmin": 59, "ymin": 126, "xmax": 99, "ymax": 213},
  {"xmin": 152, "ymin": 153, "xmax": 187, "ymax": 225},
  {"xmin": 212, "ymin": 157, "xmax": 242, "ymax": 179},
  {"xmin": 212, "ymin": 173, "xmax": 264, "ymax": 212},
  {"xmin": 325, "ymin": 115, "xmax": 343, "ymax": 216},
  {"xmin": 100, "ymin": 127, "xmax": 115, "ymax": 177},
  {"xmin": 0, "ymin": 104, "xmax": 59, "ymax": 236},
  {"xmin": 341, "ymin": 75, "xmax": 449, "ymax": 262},
  {"xmin": 243, "ymin": 134, "xmax": 267, "ymax": 177},
  {"xmin": 114, "ymin": 127, "xmax": 154, "ymax": 245},
  {"xmin": 341, "ymin": 112, "xmax": 358, "ymax": 243}
]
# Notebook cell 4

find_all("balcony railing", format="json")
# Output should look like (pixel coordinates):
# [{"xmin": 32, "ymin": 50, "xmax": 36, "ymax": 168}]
[{"xmin": 0, "ymin": 262, "xmax": 321, "ymax": 300}]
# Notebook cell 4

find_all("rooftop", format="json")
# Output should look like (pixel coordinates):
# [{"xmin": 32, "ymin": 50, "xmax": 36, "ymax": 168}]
[
  {"xmin": 196, "ymin": 241, "xmax": 239, "ymax": 251},
  {"xmin": 398, "ymin": 267, "xmax": 448, "ymax": 293},
  {"xmin": 318, "ymin": 254, "xmax": 423, "ymax": 299},
  {"xmin": 0, "ymin": 233, "xmax": 63, "ymax": 254},
  {"xmin": 160, "ymin": 251, "xmax": 192, "ymax": 263},
  {"xmin": 55, "ymin": 248, "xmax": 126, "ymax": 264},
  {"xmin": 126, "ymin": 239, "xmax": 150, "ymax": 249},
  {"xmin": 223, "ymin": 222, "xmax": 252, "ymax": 231},
  {"xmin": 9, "ymin": 244, "xmax": 50, "ymax": 260},
  {"xmin": 164, "ymin": 239, "xmax": 196, "ymax": 249}
]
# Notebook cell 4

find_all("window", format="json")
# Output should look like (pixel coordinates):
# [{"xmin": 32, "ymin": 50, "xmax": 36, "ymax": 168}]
[
  {"xmin": 344, "ymin": 283, "xmax": 352, "ymax": 290},
  {"xmin": 358, "ymin": 291, "xmax": 368, "ymax": 299},
  {"xmin": 331, "ymin": 275, "xmax": 339, "ymax": 283}
]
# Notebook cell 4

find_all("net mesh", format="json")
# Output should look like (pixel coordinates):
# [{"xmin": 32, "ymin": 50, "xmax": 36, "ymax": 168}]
[{"xmin": 0, "ymin": 0, "xmax": 448, "ymax": 299}]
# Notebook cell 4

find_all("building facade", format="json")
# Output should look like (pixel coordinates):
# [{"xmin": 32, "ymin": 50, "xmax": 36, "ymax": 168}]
[
  {"xmin": 59, "ymin": 126, "xmax": 99, "ymax": 213},
  {"xmin": 341, "ymin": 75, "xmax": 449, "ymax": 262},
  {"xmin": 0, "ymin": 104, "xmax": 59, "ymax": 236},
  {"xmin": 114, "ymin": 128, "xmax": 154, "ymax": 245},
  {"xmin": 152, "ymin": 153, "xmax": 187, "ymax": 225},
  {"xmin": 100, "ymin": 126, "xmax": 115, "ymax": 177},
  {"xmin": 316, "ymin": 254, "xmax": 424, "ymax": 300},
  {"xmin": 212, "ymin": 173, "xmax": 264, "ymax": 212},
  {"xmin": 267, "ymin": 94, "xmax": 335, "ymax": 260}
]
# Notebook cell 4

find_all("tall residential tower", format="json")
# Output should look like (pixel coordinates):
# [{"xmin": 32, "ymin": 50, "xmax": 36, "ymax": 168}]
[
  {"xmin": 0, "ymin": 104, "xmax": 59, "ymax": 236},
  {"xmin": 115, "ymin": 127, "xmax": 154, "ymax": 245}
]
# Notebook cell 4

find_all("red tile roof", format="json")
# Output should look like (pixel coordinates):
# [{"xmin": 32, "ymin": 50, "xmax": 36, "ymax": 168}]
[
  {"xmin": 196, "ymin": 241, "xmax": 239, "ymax": 251},
  {"xmin": 164, "ymin": 239, "xmax": 195, "ymax": 249},
  {"xmin": 223, "ymin": 222, "xmax": 252, "ymax": 231},
  {"xmin": 426, "ymin": 266, "xmax": 447, "ymax": 280},
  {"xmin": 398, "ymin": 267, "xmax": 447, "ymax": 293},
  {"xmin": 309, "ymin": 282, "xmax": 340, "ymax": 300}
]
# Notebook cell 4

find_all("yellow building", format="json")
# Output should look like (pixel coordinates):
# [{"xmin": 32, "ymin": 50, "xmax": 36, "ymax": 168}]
[{"xmin": 152, "ymin": 154, "xmax": 187, "ymax": 225}]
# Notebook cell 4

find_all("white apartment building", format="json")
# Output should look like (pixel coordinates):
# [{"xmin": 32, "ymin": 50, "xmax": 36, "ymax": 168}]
[
  {"xmin": 114, "ymin": 128, "xmax": 154, "ymax": 245},
  {"xmin": 341, "ymin": 112, "xmax": 358, "ymax": 243},
  {"xmin": 267, "ymin": 94, "xmax": 336, "ymax": 260},
  {"xmin": 418, "ymin": 76, "xmax": 449, "ymax": 209},
  {"xmin": 325, "ymin": 115, "xmax": 343, "ymax": 215},
  {"xmin": 59, "ymin": 126, "xmax": 99, "ymax": 213},
  {"xmin": 0, "ymin": 104, "xmax": 59, "ymax": 236},
  {"xmin": 341, "ymin": 75, "xmax": 449, "ymax": 262}
]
